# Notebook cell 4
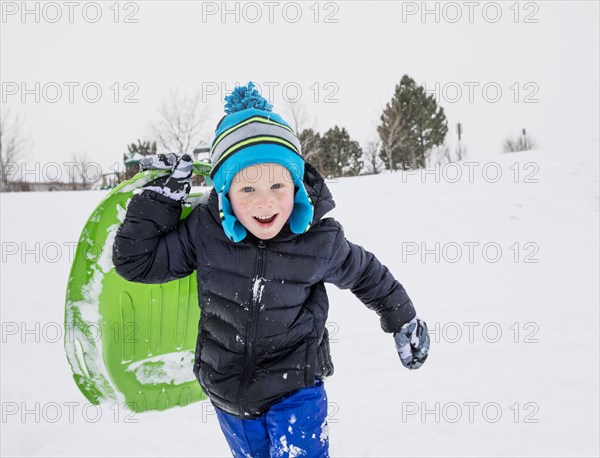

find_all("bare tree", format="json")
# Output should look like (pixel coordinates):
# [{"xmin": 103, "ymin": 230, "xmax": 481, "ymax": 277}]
[
  {"xmin": 281, "ymin": 100, "xmax": 317, "ymax": 135},
  {"xmin": 282, "ymin": 101, "xmax": 324, "ymax": 169},
  {"xmin": 1, "ymin": 107, "xmax": 32, "ymax": 191},
  {"xmin": 378, "ymin": 112, "xmax": 407, "ymax": 171},
  {"xmin": 426, "ymin": 143, "xmax": 450, "ymax": 167},
  {"xmin": 148, "ymin": 88, "xmax": 210, "ymax": 155},
  {"xmin": 68, "ymin": 151, "xmax": 97, "ymax": 190},
  {"xmin": 362, "ymin": 140, "xmax": 384, "ymax": 175},
  {"xmin": 427, "ymin": 139, "xmax": 468, "ymax": 166}
]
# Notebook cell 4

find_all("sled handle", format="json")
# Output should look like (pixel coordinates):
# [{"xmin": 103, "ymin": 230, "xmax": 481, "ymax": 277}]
[
  {"xmin": 192, "ymin": 161, "xmax": 213, "ymax": 177},
  {"xmin": 141, "ymin": 161, "xmax": 213, "ymax": 186}
]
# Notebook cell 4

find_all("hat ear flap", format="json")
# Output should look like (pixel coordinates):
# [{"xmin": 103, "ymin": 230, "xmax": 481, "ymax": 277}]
[
  {"xmin": 288, "ymin": 184, "xmax": 314, "ymax": 234},
  {"xmin": 218, "ymin": 190, "xmax": 247, "ymax": 242}
]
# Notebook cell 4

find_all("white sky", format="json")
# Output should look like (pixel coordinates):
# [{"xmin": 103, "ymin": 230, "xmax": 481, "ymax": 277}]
[{"xmin": 1, "ymin": 1, "xmax": 599, "ymax": 175}]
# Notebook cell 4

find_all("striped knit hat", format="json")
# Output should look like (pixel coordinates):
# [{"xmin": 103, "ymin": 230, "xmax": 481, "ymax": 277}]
[{"xmin": 210, "ymin": 81, "xmax": 314, "ymax": 243}]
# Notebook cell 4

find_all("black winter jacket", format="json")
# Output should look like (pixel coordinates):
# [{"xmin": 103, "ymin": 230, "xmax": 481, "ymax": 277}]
[{"xmin": 112, "ymin": 161, "xmax": 416, "ymax": 419}]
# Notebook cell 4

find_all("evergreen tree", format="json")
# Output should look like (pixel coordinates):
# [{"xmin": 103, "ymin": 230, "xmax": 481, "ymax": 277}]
[
  {"xmin": 126, "ymin": 139, "xmax": 157, "ymax": 158},
  {"xmin": 378, "ymin": 75, "xmax": 448, "ymax": 170},
  {"xmin": 298, "ymin": 128, "xmax": 323, "ymax": 171},
  {"xmin": 123, "ymin": 139, "xmax": 157, "ymax": 180},
  {"xmin": 319, "ymin": 126, "xmax": 363, "ymax": 178}
]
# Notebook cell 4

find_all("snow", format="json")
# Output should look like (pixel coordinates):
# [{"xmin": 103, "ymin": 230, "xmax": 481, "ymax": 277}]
[
  {"xmin": 276, "ymin": 435, "xmax": 306, "ymax": 457},
  {"xmin": 252, "ymin": 275, "xmax": 266, "ymax": 303},
  {"xmin": 1, "ymin": 144, "xmax": 598, "ymax": 456},
  {"xmin": 319, "ymin": 419, "xmax": 329, "ymax": 446},
  {"xmin": 125, "ymin": 351, "xmax": 196, "ymax": 386}
]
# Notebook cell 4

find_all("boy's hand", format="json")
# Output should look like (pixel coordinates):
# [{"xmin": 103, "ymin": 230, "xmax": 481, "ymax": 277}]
[
  {"xmin": 394, "ymin": 317, "xmax": 430, "ymax": 370},
  {"xmin": 141, "ymin": 153, "xmax": 193, "ymax": 202},
  {"xmin": 139, "ymin": 153, "xmax": 179, "ymax": 171}
]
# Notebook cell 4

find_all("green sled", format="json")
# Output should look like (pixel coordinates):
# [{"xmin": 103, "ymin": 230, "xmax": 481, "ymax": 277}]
[{"xmin": 64, "ymin": 163, "xmax": 212, "ymax": 413}]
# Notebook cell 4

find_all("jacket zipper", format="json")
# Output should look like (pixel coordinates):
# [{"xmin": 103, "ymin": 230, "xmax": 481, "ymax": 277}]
[{"xmin": 239, "ymin": 239, "xmax": 267, "ymax": 416}]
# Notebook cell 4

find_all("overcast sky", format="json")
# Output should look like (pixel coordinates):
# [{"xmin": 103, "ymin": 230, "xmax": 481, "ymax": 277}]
[{"xmin": 1, "ymin": 1, "xmax": 598, "ymax": 176}]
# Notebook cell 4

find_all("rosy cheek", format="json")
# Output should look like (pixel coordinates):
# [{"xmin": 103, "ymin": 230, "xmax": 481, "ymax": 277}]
[
  {"xmin": 235, "ymin": 200, "xmax": 252, "ymax": 216},
  {"xmin": 229, "ymin": 197, "xmax": 241, "ymax": 214},
  {"xmin": 283, "ymin": 194, "xmax": 294, "ymax": 210}
]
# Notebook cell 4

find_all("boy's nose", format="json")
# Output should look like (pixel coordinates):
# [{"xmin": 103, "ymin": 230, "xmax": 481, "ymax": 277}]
[{"xmin": 255, "ymin": 192, "xmax": 274, "ymax": 208}]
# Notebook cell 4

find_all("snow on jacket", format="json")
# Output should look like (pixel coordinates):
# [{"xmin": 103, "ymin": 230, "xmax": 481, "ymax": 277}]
[{"xmin": 112, "ymin": 161, "xmax": 416, "ymax": 418}]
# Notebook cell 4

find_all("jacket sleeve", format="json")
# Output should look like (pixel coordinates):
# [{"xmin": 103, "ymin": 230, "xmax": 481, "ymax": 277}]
[
  {"xmin": 112, "ymin": 189, "xmax": 200, "ymax": 284},
  {"xmin": 320, "ymin": 219, "xmax": 416, "ymax": 333}
]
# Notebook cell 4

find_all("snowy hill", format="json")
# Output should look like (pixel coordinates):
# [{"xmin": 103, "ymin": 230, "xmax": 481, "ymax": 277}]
[{"xmin": 1, "ymin": 144, "xmax": 598, "ymax": 457}]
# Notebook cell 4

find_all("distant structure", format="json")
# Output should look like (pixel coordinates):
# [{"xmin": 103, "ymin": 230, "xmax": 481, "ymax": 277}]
[
  {"xmin": 98, "ymin": 172, "xmax": 121, "ymax": 190},
  {"xmin": 193, "ymin": 144, "xmax": 212, "ymax": 187}
]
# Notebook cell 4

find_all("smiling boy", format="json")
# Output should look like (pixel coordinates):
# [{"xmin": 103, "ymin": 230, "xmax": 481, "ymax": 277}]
[
  {"xmin": 228, "ymin": 163, "xmax": 295, "ymax": 241},
  {"xmin": 113, "ymin": 82, "xmax": 430, "ymax": 457}
]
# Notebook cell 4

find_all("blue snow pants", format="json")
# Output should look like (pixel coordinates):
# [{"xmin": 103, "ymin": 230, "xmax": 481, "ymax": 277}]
[{"xmin": 214, "ymin": 379, "xmax": 329, "ymax": 457}]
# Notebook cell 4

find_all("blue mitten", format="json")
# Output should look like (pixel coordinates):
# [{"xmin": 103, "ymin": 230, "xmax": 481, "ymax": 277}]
[
  {"xmin": 394, "ymin": 317, "xmax": 430, "ymax": 370},
  {"xmin": 141, "ymin": 153, "xmax": 193, "ymax": 202}
]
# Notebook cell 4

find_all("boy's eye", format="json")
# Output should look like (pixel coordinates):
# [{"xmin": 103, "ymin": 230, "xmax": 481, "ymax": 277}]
[{"xmin": 241, "ymin": 184, "xmax": 283, "ymax": 192}]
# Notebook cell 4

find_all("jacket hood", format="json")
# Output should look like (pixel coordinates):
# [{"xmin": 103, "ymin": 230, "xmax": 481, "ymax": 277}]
[{"xmin": 206, "ymin": 161, "xmax": 336, "ymax": 244}]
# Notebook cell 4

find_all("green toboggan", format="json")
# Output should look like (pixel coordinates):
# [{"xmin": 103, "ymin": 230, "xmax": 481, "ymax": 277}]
[{"xmin": 64, "ymin": 163, "xmax": 212, "ymax": 413}]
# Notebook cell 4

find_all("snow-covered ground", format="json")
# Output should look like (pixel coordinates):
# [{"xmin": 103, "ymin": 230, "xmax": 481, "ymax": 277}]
[{"xmin": 1, "ymin": 144, "xmax": 598, "ymax": 457}]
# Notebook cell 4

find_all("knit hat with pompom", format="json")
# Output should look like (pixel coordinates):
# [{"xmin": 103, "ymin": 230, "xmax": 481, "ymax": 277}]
[{"xmin": 210, "ymin": 81, "xmax": 314, "ymax": 243}]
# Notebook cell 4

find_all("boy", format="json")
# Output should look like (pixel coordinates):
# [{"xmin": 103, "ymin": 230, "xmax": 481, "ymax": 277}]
[{"xmin": 113, "ymin": 82, "xmax": 430, "ymax": 457}]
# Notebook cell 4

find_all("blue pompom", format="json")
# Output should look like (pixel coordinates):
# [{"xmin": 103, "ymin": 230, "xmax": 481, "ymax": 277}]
[{"xmin": 224, "ymin": 81, "xmax": 273, "ymax": 114}]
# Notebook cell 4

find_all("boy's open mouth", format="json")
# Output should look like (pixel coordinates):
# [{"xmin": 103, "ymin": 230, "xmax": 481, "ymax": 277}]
[{"xmin": 254, "ymin": 214, "xmax": 277, "ymax": 225}]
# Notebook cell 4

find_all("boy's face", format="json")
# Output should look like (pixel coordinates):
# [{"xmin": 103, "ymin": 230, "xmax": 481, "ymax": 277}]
[{"xmin": 228, "ymin": 163, "xmax": 296, "ymax": 241}]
